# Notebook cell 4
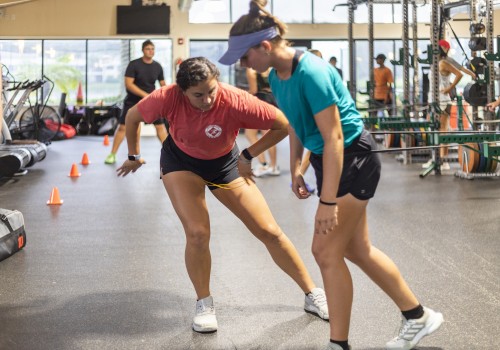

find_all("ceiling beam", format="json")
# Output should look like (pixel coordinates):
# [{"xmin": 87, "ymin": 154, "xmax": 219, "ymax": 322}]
[{"xmin": 0, "ymin": 0, "xmax": 38, "ymax": 9}]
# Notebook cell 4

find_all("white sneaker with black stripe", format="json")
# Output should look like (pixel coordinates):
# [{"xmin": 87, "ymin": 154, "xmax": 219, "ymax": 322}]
[
  {"xmin": 304, "ymin": 287, "xmax": 329, "ymax": 320},
  {"xmin": 386, "ymin": 306, "xmax": 443, "ymax": 350},
  {"xmin": 325, "ymin": 343, "xmax": 351, "ymax": 350},
  {"xmin": 192, "ymin": 295, "xmax": 218, "ymax": 333}
]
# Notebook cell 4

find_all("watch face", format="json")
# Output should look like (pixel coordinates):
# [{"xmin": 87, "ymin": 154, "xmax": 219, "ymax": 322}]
[{"xmin": 128, "ymin": 155, "xmax": 139, "ymax": 161}]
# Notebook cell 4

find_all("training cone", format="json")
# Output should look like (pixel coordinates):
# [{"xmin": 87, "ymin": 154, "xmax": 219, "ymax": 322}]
[
  {"xmin": 47, "ymin": 187, "xmax": 63, "ymax": 205},
  {"xmin": 68, "ymin": 163, "xmax": 81, "ymax": 177},
  {"xmin": 103, "ymin": 135, "xmax": 110, "ymax": 146},
  {"xmin": 76, "ymin": 82, "xmax": 84, "ymax": 106},
  {"xmin": 81, "ymin": 152, "xmax": 90, "ymax": 165}
]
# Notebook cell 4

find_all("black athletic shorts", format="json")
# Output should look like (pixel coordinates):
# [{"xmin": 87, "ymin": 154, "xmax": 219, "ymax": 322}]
[
  {"xmin": 309, "ymin": 130, "xmax": 381, "ymax": 200},
  {"xmin": 119, "ymin": 98, "xmax": 164, "ymax": 126},
  {"xmin": 374, "ymin": 98, "xmax": 392, "ymax": 108},
  {"xmin": 160, "ymin": 136, "xmax": 241, "ymax": 191}
]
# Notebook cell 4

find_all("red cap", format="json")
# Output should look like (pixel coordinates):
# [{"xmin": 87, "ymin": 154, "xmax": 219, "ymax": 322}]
[{"xmin": 438, "ymin": 39, "xmax": 450, "ymax": 50}]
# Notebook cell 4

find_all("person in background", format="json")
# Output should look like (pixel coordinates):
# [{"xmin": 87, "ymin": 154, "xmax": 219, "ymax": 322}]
[
  {"xmin": 0, "ymin": 69, "xmax": 3, "ymax": 137},
  {"xmin": 373, "ymin": 53, "xmax": 394, "ymax": 117},
  {"xmin": 220, "ymin": 1, "xmax": 444, "ymax": 349},
  {"xmin": 439, "ymin": 40, "xmax": 476, "ymax": 80},
  {"xmin": 116, "ymin": 56, "xmax": 329, "ymax": 334},
  {"xmin": 486, "ymin": 96, "xmax": 500, "ymax": 110},
  {"xmin": 105, "ymin": 40, "xmax": 167, "ymax": 164},
  {"xmin": 424, "ymin": 39, "xmax": 464, "ymax": 170},
  {"xmin": 329, "ymin": 56, "xmax": 343, "ymax": 79},
  {"xmin": 244, "ymin": 67, "xmax": 280, "ymax": 177}
]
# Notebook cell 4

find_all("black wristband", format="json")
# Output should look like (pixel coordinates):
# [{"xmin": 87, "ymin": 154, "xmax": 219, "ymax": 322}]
[
  {"xmin": 241, "ymin": 148, "xmax": 253, "ymax": 161},
  {"xmin": 319, "ymin": 199, "xmax": 337, "ymax": 206}
]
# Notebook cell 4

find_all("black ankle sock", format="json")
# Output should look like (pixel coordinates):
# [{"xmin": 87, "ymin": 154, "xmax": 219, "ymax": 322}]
[
  {"xmin": 330, "ymin": 339, "xmax": 349, "ymax": 350},
  {"xmin": 402, "ymin": 304, "xmax": 424, "ymax": 320}
]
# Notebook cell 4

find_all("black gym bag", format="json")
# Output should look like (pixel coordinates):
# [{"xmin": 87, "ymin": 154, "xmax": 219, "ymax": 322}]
[{"xmin": 0, "ymin": 208, "xmax": 27, "ymax": 262}]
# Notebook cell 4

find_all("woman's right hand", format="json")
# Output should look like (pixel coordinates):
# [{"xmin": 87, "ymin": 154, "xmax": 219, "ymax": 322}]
[
  {"xmin": 291, "ymin": 173, "xmax": 312, "ymax": 199},
  {"xmin": 116, "ymin": 159, "xmax": 146, "ymax": 177}
]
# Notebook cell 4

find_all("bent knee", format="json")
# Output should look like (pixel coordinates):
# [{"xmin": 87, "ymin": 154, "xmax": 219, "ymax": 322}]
[
  {"xmin": 345, "ymin": 246, "xmax": 371, "ymax": 266},
  {"xmin": 253, "ymin": 222, "xmax": 283, "ymax": 244},
  {"xmin": 185, "ymin": 226, "xmax": 210, "ymax": 248},
  {"xmin": 312, "ymin": 244, "xmax": 344, "ymax": 269}
]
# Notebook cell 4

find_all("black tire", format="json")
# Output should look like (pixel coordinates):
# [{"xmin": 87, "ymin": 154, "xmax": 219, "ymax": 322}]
[{"xmin": 18, "ymin": 106, "xmax": 61, "ymax": 143}]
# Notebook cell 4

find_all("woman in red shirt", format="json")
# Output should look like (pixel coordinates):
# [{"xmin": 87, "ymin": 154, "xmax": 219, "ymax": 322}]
[{"xmin": 116, "ymin": 57, "xmax": 328, "ymax": 334}]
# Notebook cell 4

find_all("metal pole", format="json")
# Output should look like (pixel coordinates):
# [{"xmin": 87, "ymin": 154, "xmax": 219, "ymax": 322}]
[
  {"xmin": 486, "ymin": 0, "xmax": 495, "ymax": 131},
  {"xmin": 368, "ymin": 0, "xmax": 374, "ymax": 108},
  {"xmin": 412, "ymin": 1, "xmax": 420, "ymax": 112},
  {"xmin": 401, "ymin": 0, "xmax": 411, "ymax": 163},
  {"xmin": 348, "ymin": 0, "xmax": 356, "ymax": 100},
  {"xmin": 402, "ymin": 0, "xmax": 410, "ymax": 119},
  {"xmin": 471, "ymin": 0, "xmax": 478, "ymax": 131},
  {"xmin": 431, "ymin": 0, "xmax": 441, "ymax": 173}
]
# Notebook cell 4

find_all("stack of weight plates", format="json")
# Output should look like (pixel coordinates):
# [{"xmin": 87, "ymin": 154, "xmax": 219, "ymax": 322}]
[{"xmin": 458, "ymin": 143, "xmax": 498, "ymax": 173}]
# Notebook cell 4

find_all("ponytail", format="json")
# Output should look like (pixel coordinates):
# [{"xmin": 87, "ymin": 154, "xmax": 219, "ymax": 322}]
[{"xmin": 230, "ymin": 0, "xmax": 287, "ymax": 38}]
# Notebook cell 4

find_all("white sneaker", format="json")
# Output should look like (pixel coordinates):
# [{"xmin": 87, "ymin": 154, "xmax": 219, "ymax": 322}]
[
  {"xmin": 253, "ymin": 164, "xmax": 271, "ymax": 177},
  {"xmin": 192, "ymin": 296, "xmax": 218, "ymax": 333},
  {"xmin": 326, "ymin": 343, "xmax": 351, "ymax": 350},
  {"xmin": 269, "ymin": 165, "xmax": 281, "ymax": 176},
  {"xmin": 304, "ymin": 287, "xmax": 329, "ymax": 320},
  {"xmin": 421, "ymin": 159, "xmax": 433, "ymax": 168},
  {"xmin": 386, "ymin": 307, "xmax": 444, "ymax": 350},
  {"xmin": 441, "ymin": 162, "xmax": 450, "ymax": 170}
]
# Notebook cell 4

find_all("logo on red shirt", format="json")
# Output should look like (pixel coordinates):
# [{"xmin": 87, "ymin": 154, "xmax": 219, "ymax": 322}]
[{"xmin": 205, "ymin": 125, "xmax": 222, "ymax": 138}]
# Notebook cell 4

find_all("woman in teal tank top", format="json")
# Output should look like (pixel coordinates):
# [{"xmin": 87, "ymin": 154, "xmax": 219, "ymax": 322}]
[{"xmin": 219, "ymin": 1, "xmax": 444, "ymax": 350}]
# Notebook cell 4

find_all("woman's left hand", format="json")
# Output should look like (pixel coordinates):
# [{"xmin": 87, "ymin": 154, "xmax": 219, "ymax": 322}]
[
  {"xmin": 237, "ymin": 157, "xmax": 254, "ymax": 182},
  {"xmin": 314, "ymin": 203, "xmax": 338, "ymax": 235}
]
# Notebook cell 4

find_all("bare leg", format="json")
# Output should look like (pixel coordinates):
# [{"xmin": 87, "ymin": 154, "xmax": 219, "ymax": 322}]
[
  {"xmin": 111, "ymin": 124, "xmax": 126, "ymax": 155},
  {"xmin": 162, "ymin": 171, "xmax": 211, "ymax": 299},
  {"xmin": 345, "ymin": 203, "xmax": 419, "ymax": 311},
  {"xmin": 154, "ymin": 123, "xmax": 168, "ymax": 143},
  {"xmin": 314, "ymin": 194, "xmax": 420, "ymax": 340},
  {"xmin": 268, "ymin": 145, "xmax": 277, "ymax": 168},
  {"xmin": 440, "ymin": 113, "xmax": 449, "ymax": 157},
  {"xmin": 213, "ymin": 178, "xmax": 316, "ymax": 293},
  {"xmin": 244, "ymin": 129, "xmax": 267, "ymax": 165},
  {"xmin": 260, "ymin": 130, "xmax": 278, "ymax": 168}
]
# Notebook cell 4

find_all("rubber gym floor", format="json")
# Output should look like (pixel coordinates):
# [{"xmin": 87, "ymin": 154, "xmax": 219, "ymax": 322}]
[{"xmin": 0, "ymin": 134, "xmax": 498, "ymax": 350}]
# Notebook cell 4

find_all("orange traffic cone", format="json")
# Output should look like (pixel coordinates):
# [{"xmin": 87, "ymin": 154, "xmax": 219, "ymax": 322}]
[
  {"xmin": 47, "ymin": 187, "xmax": 63, "ymax": 205},
  {"xmin": 81, "ymin": 152, "xmax": 90, "ymax": 165},
  {"xmin": 103, "ymin": 135, "xmax": 110, "ymax": 146},
  {"xmin": 68, "ymin": 163, "xmax": 81, "ymax": 177},
  {"xmin": 76, "ymin": 82, "xmax": 84, "ymax": 106}
]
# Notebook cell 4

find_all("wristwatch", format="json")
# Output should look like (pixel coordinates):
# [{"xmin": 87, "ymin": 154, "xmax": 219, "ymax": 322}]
[{"xmin": 128, "ymin": 154, "xmax": 141, "ymax": 161}]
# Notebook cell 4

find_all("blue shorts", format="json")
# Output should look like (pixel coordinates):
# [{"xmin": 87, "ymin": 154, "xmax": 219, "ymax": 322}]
[
  {"xmin": 160, "ymin": 136, "xmax": 240, "ymax": 191},
  {"xmin": 309, "ymin": 130, "xmax": 381, "ymax": 200}
]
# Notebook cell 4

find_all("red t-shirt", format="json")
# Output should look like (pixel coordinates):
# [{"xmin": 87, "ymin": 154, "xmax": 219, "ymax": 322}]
[{"xmin": 137, "ymin": 82, "xmax": 276, "ymax": 160}]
